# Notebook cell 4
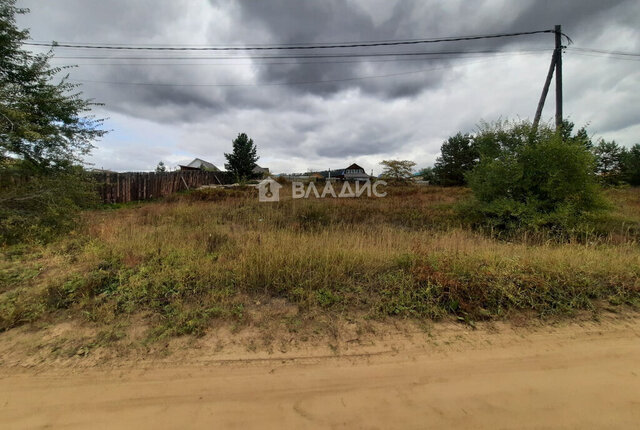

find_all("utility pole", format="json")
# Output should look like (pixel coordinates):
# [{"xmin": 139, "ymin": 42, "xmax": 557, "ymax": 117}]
[
  {"xmin": 532, "ymin": 24, "xmax": 563, "ymax": 131},
  {"xmin": 532, "ymin": 51, "xmax": 556, "ymax": 130},
  {"xmin": 554, "ymin": 24, "xmax": 563, "ymax": 130}
]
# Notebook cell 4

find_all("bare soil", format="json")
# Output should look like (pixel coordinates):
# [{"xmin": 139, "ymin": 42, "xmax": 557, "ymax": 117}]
[{"xmin": 1, "ymin": 314, "xmax": 639, "ymax": 429}]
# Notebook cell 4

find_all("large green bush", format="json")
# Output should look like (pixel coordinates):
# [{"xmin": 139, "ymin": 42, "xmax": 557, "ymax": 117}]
[
  {"xmin": 0, "ymin": 161, "xmax": 98, "ymax": 244},
  {"xmin": 464, "ymin": 121, "xmax": 605, "ymax": 235}
]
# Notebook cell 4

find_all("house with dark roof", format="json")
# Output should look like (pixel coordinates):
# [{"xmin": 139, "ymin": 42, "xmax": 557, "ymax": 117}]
[{"xmin": 319, "ymin": 163, "xmax": 370, "ymax": 181}]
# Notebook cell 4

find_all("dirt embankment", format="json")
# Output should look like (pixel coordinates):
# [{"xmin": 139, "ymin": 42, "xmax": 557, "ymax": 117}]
[{"xmin": 1, "ymin": 317, "xmax": 639, "ymax": 429}]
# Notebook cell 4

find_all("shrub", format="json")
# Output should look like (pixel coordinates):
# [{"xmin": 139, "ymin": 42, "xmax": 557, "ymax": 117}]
[
  {"xmin": 464, "ymin": 121, "xmax": 605, "ymax": 236},
  {"xmin": 0, "ymin": 164, "xmax": 99, "ymax": 244}
]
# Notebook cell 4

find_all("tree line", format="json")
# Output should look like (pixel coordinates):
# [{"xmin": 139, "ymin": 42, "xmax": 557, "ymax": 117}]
[{"xmin": 422, "ymin": 120, "xmax": 640, "ymax": 187}]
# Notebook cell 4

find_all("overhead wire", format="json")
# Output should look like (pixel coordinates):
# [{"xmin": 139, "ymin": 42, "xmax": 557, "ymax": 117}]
[{"xmin": 25, "ymin": 29, "xmax": 556, "ymax": 51}]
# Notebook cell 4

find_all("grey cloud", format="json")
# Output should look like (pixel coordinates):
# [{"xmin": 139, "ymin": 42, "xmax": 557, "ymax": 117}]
[{"xmin": 14, "ymin": 0, "xmax": 640, "ymax": 171}]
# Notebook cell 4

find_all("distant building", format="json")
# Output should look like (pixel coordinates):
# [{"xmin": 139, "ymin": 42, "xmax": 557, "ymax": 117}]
[
  {"xmin": 319, "ymin": 163, "xmax": 370, "ymax": 181},
  {"xmin": 179, "ymin": 158, "xmax": 220, "ymax": 171},
  {"xmin": 252, "ymin": 165, "xmax": 270, "ymax": 176}
]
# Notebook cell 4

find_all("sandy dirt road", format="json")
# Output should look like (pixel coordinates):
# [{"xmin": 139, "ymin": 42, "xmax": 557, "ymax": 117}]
[{"xmin": 1, "ymin": 319, "xmax": 639, "ymax": 429}]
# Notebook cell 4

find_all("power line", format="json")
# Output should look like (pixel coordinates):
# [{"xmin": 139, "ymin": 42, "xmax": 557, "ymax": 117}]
[
  {"xmin": 567, "ymin": 51, "xmax": 640, "ymax": 62},
  {"xmin": 569, "ymin": 47, "xmax": 640, "ymax": 57},
  {"xmin": 26, "ymin": 29, "xmax": 556, "ymax": 51},
  {"xmin": 68, "ymin": 57, "xmax": 506, "ymax": 88},
  {"xmin": 49, "ymin": 51, "xmax": 547, "ymax": 67},
  {"xmin": 45, "ymin": 48, "xmax": 552, "ymax": 61}
]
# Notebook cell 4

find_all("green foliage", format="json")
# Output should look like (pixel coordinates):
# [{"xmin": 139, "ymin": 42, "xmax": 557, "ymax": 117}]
[
  {"xmin": 593, "ymin": 139, "xmax": 625, "ymax": 185},
  {"xmin": 0, "ymin": 1, "xmax": 105, "ymax": 170},
  {"xmin": 465, "ymin": 120, "xmax": 604, "ymax": 236},
  {"xmin": 379, "ymin": 159, "xmax": 416, "ymax": 183},
  {"xmin": 0, "ymin": 2, "xmax": 105, "ymax": 243},
  {"xmin": 417, "ymin": 167, "xmax": 436, "ymax": 183},
  {"xmin": 224, "ymin": 133, "xmax": 259, "ymax": 181},
  {"xmin": 433, "ymin": 132, "xmax": 477, "ymax": 186},
  {"xmin": 155, "ymin": 161, "xmax": 166, "ymax": 173},
  {"xmin": 621, "ymin": 144, "xmax": 640, "ymax": 186},
  {"xmin": 0, "ymin": 161, "xmax": 98, "ymax": 244}
]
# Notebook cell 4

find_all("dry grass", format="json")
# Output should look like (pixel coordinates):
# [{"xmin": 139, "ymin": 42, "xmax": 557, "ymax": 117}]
[{"xmin": 1, "ymin": 185, "xmax": 639, "ymax": 343}]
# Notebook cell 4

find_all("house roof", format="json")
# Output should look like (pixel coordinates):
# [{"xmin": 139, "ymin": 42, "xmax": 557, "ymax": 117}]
[
  {"xmin": 316, "ymin": 163, "xmax": 369, "ymax": 179},
  {"xmin": 185, "ymin": 158, "xmax": 219, "ymax": 171},
  {"xmin": 345, "ymin": 163, "xmax": 365, "ymax": 171}
]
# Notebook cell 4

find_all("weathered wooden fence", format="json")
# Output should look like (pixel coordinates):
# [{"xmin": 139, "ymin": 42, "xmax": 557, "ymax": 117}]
[{"xmin": 93, "ymin": 170, "xmax": 235, "ymax": 204}]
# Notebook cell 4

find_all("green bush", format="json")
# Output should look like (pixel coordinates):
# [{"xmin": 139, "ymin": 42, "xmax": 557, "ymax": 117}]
[
  {"xmin": 464, "ymin": 121, "xmax": 605, "ymax": 236},
  {"xmin": 0, "ymin": 163, "xmax": 99, "ymax": 244}
]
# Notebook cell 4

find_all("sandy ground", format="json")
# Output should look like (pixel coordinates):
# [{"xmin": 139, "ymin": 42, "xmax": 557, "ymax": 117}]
[{"xmin": 1, "ymin": 317, "xmax": 639, "ymax": 429}]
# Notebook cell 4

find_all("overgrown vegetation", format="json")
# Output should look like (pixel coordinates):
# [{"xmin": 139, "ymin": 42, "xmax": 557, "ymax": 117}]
[
  {"xmin": 0, "ymin": 1, "xmax": 105, "ymax": 244},
  {"xmin": 463, "ymin": 120, "xmax": 606, "ymax": 237},
  {"xmin": 1, "ymin": 186, "xmax": 638, "ymax": 342}
]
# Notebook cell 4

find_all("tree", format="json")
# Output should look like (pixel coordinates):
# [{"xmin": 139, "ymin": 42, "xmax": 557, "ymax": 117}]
[
  {"xmin": 593, "ymin": 139, "xmax": 625, "ymax": 185},
  {"xmin": 465, "ymin": 121, "xmax": 602, "ymax": 235},
  {"xmin": 155, "ymin": 161, "xmax": 167, "ymax": 173},
  {"xmin": 433, "ymin": 133, "xmax": 477, "ymax": 186},
  {"xmin": 620, "ymin": 144, "xmax": 640, "ymax": 186},
  {"xmin": 380, "ymin": 159, "xmax": 416, "ymax": 183},
  {"xmin": 0, "ymin": 1, "xmax": 105, "ymax": 243},
  {"xmin": 418, "ymin": 166, "xmax": 436, "ymax": 183},
  {"xmin": 0, "ymin": 1, "xmax": 105, "ymax": 170},
  {"xmin": 224, "ymin": 133, "xmax": 258, "ymax": 180}
]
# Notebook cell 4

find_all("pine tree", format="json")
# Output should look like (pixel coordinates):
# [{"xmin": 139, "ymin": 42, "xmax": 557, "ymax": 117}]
[{"xmin": 224, "ymin": 133, "xmax": 259, "ymax": 180}]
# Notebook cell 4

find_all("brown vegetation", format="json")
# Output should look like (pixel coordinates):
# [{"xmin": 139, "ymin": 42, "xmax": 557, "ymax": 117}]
[{"xmin": 1, "ymin": 185, "xmax": 639, "ymax": 349}]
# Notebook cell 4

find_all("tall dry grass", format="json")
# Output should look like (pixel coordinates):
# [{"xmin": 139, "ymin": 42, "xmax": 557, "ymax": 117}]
[{"xmin": 1, "ymin": 185, "xmax": 639, "ymax": 338}]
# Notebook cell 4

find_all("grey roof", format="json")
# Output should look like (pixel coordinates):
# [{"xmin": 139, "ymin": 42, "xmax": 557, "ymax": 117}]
[
  {"xmin": 252, "ymin": 165, "xmax": 270, "ymax": 173},
  {"xmin": 186, "ymin": 158, "xmax": 219, "ymax": 171}
]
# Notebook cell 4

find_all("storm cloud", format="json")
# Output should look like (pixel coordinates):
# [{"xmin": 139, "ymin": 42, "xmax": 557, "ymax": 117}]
[{"xmin": 16, "ymin": 0, "xmax": 640, "ymax": 173}]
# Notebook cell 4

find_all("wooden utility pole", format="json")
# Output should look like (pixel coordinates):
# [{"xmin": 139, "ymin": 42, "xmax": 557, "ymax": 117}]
[
  {"xmin": 554, "ymin": 24, "xmax": 563, "ymax": 129},
  {"xmin": 532, "ymin": 51, "xmax": 556, "ymax": 130},
  {"xmin": 532, "ymin": 25, "xmax": 563, "ymax": 131}
]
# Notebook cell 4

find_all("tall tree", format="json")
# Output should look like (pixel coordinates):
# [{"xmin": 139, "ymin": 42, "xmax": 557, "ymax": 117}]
[
  {"xmin": 593, "ymin": 139, "xmax": 624, "ymax": 185},
  {"xmin": 0, "ymin": 0, "xmax": 105, "ymax": 171},
  {"xmin": 0, "ymin": 1, "xmax": 105, "ymax": 243},
  {"xmin": 155, "ymin": 161, "xmax": 167, "ymax": 173},
  {"xmin": 224, "ymin": 133, "xmax": 258, "ymax": 180},
  {"xmin": 620, "ymin": 143, "xmax": 640, "ymax": 186},
  {"xmin": 380, "ymin": 159, "xmax": 416, "ymax": 183},
  {"xmin": 433, "ymin": 133, "xmax": 477, "ymax": 186}
]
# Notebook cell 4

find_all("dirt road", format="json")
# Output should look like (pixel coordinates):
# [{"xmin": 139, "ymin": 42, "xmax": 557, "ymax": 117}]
[{"xmin": 1, "ymin": 318, "xmax": 639, "ymax": 429}]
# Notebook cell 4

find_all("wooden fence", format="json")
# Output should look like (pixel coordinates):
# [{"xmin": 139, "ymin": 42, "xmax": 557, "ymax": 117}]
[{"xmin": 93, "ymin": 170, "xmax": 235, "ymax": 204}]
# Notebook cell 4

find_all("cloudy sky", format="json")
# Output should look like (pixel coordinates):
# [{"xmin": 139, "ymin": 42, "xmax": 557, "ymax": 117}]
[{"xmin": 17, "ymin": 0, "xmax": 640, "ymax": 174}]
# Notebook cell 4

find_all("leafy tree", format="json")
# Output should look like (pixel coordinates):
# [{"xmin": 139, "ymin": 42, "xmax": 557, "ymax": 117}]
[
  {"xmin": 380, "ymin": 159, "xmax": 416, "ymax": 183},
  {"xmin": 0, "ymin": 1, "xmax": 105, "ymax": 243},
  {"xmin": 593, "ymin": 139, "xmax": 625, "ymax": 185},
  {"xmin": 224, "ymin": 133, "xmax": 258, "ymax": 180},
  {"xmin": 155, "ymin": 161, "xmax": 167, "ymax": 173},
  {"xmin": 0, "ymin": 1, "xmax": 105, "ymax": 170},
  {"xmin": 433, "ymin": 133, "xmax": 477, "ymax": 186},
  {"xmin": 418, "ymin": 166, "xmax": 436, "ymax": 183},
  {"xmin": 620, "ymin": 144, "xmax": 640, "ymax": 186},
  {"xmin": 465, "ymin": 121, "xmax": 603, "ymax": 235}
]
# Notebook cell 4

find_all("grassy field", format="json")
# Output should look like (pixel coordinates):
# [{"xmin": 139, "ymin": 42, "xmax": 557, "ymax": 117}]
[{"xmin": 1, "ymin": 185, "xmax": 639, "ymax": 344}]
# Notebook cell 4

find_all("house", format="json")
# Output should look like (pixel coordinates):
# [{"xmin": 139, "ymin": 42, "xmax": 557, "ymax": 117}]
[
  {"xmin": 179, "ymin": 158, "xmax": 220, "ymax": 171},
  {"xmin": 319, "ymin": 163, "xmax": 370, "ymax": 181},
  {"xmin": 252, "ymin": 165, "xmax": 270, "ymax": 177}
]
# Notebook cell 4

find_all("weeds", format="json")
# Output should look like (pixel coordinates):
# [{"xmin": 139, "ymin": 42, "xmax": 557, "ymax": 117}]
[{"xmin": 0, "ymin": 185, "xmax": 639, "ymax": 341}]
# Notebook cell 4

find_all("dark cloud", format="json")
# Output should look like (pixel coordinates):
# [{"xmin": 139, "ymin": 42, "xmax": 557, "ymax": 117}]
[{"xmin": 14, "ymin": 0, "xmax": 640, "ymax": 172}]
